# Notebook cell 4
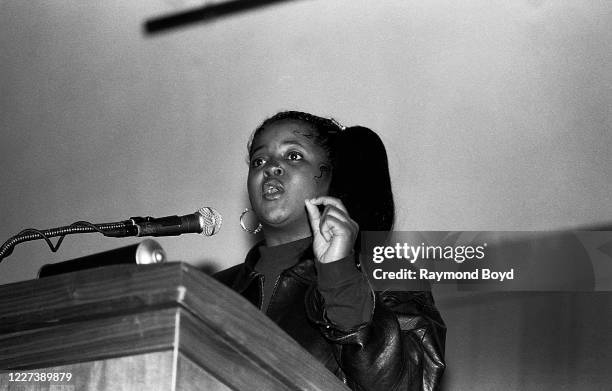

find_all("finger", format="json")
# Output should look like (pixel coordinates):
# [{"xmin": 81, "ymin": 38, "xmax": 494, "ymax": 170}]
[
  {"xmin": 316, "ymin": 205, "xmax": 346, "ymax": 242},
  {"xmin": 304, "ymin": 199, "xmax": 322, "ymax": 235},
  {"xmin": 319, "ymin": 206, "xmax": 334, "ymax": 242},
  {"xmin": 320, "ymin": 205, "xmax": 353, "ymax": 226},
  {"xmin": 319, "ymin": 214, "xmax": 351, "ymax": 240},
  {"xmin": 320, "ymin": 204, "xmax": 359, "ymax": 231},
  {"xmin": 308, "ymin": 196, "xmax": 349, "ymax": 215}
]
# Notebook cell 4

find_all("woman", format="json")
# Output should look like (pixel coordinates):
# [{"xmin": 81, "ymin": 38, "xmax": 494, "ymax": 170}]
[{"xmin": 215, "ymin": 111, "xmax": 446, "ymax": 390}]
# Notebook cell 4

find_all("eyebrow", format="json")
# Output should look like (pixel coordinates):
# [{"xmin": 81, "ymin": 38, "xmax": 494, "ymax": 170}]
[
  {"xmin": 250, "ymin": 138, "xmax": 312, "ymax": 155},
  {"xmin": 282, "ymin": 139, "xmax": 310, "ymax": 148}
]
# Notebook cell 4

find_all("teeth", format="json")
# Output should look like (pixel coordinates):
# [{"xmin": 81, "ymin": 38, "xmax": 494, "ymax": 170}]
[{"xmin": 264, "ymin": 184, "xmax": 281, "ymax": 195}]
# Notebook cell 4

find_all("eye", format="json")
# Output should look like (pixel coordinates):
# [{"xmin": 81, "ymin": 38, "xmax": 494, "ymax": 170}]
[
  {"xmin": 251, "ymin": 157, "xmax": 265, "ymax": 168},
  {"xmin": 286, "ymin": 151, "xmax": 303, "ymax": 161}
]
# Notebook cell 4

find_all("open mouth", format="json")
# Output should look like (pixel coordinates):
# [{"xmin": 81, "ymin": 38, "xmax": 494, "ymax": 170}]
[{"xmin": 262, "ymin": 180, "xmax": 284, "ymax": 199}]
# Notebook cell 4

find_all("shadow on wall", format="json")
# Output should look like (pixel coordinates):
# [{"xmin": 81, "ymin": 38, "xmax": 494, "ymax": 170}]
[{"xmin": 437, "ymin": 291, "xmax": 612, "ymax": 391}]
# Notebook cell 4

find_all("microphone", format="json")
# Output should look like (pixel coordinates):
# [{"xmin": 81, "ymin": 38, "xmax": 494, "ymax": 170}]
[
  {"xmin": 38, "ymin": 239, "xmax": 167, "ymax": 278},
  {"xmin": 127, "ymin": 207, "xmax": 223, "ymax": 237},
  {"xmin": 0, "ymin": 207, "xmax": 222, "ymax": 264}
]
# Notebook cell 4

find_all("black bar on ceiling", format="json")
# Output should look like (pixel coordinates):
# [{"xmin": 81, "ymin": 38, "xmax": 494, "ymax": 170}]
[{"xmin": 144, "ymin": 0, "xmax": 301, "ymax": 35}]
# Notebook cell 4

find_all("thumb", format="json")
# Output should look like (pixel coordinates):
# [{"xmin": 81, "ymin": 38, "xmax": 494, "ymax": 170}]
[{"xmin": 305, "ymin": 199, "xmax": 322, "ymax": 236}]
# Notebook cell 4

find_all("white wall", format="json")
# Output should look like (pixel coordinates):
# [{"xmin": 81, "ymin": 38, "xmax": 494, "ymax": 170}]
[
  {"xmin": 2, "ymin": 0, "xmax": 610, "ymax": 285},
  {"xmin": 1, "ymin": 1, "xmax": 611, "ymax": 388}
]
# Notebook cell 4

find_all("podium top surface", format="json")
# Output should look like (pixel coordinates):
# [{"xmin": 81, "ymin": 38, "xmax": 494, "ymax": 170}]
[
  {"xmin": 1, "ymin": 262, "xmax": 210, "ymax": 332},
  {"xmin": 0, "ymin": 262, "xmax": 349, "ymax": 390}
]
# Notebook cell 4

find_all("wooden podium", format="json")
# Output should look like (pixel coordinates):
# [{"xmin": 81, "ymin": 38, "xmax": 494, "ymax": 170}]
[{"xmin": 0, "ymin": 262, "xmax": 348, "ymax": 390}]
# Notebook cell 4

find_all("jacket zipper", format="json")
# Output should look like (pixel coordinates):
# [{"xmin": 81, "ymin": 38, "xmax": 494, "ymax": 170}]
[
  {"xmin": 257, "ymin": 273, "xmax": 265, "ymax": 310},
  {"xmin": 266, "ymin": 273, "xmax": 283, "ymax": 313}
]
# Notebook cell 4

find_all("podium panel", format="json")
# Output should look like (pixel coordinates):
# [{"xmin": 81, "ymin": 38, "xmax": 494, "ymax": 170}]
[
  {"xmin": 0, "ymin": 263, "xmax": 348, "ymax": 390},
  {"xmin": 0, "ymin": 351, "xmax": 233, "ymax": 391}
]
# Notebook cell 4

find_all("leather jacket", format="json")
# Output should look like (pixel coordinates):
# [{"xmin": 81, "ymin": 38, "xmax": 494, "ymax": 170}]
[{"xmin": 214, "ymin": 244, "xmax": 446, "ymax": 391}]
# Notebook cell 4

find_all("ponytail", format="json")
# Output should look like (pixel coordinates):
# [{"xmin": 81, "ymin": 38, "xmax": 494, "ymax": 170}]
[{"xmin": 330, "ymin": 126, "xmax": 395, "ymax": 233}]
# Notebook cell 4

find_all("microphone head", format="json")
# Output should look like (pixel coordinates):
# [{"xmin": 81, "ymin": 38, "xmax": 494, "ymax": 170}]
[{"xmin": 196, "ymin": 207, "xmax": 222, "ymax": 236}]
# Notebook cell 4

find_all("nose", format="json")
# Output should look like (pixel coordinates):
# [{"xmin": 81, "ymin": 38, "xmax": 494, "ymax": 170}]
[{"xmin": 264, "ymin": 160, "xmax": 284, "ymax": 177}]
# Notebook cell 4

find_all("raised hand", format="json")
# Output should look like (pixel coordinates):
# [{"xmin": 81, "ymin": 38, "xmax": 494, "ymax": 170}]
[{"xmin": 304, "ymin": 196, "xmax": 359, "ymax": 264}]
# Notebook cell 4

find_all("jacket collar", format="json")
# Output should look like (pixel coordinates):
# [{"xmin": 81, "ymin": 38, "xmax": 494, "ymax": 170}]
[{"xmin": 231, "ymin": 240, "xmax": 318, "ymax": 294}]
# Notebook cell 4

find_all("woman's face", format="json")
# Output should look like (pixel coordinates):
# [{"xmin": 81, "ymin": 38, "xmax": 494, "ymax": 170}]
[{"xmin": 247, "ymin": 119, "xmax": 331, "ymax": 232}]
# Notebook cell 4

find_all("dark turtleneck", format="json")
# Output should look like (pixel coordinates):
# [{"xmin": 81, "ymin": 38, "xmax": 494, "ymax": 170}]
[
  {"xmin": 257, "ymin": 236, "xmax": 312, "ymax": 311},
  {"xmin": 255, "ymin": 236, "xmax": 373, "ymax": 329}
]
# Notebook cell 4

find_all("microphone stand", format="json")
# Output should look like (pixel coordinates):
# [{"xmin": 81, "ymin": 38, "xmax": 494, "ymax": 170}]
[{"xmin": 0, "ymin": 220, "xmax": 136, "ymax": 263}]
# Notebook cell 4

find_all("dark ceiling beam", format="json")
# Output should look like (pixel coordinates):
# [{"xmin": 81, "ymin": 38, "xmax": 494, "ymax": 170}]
[{"xmin": 144, "ymin": 0, "xmax": 302, "ymax": 35}]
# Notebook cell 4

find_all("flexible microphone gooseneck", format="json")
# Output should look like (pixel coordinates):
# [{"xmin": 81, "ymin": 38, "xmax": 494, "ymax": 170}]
[{"xmin": 0, "ymin": 207, "xmax": 222, "ymax": 263}]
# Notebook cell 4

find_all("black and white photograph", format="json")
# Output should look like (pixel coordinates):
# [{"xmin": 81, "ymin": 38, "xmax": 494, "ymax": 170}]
[{"xmin": 1, "ymin": 1, "xmax": 611, "ymax": 390}]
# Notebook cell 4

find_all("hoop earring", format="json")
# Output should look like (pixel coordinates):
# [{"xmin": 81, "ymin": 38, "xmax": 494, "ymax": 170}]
[{"xmin": 240, "ymin": 208, "xmax": 263, "ymax": 234}]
